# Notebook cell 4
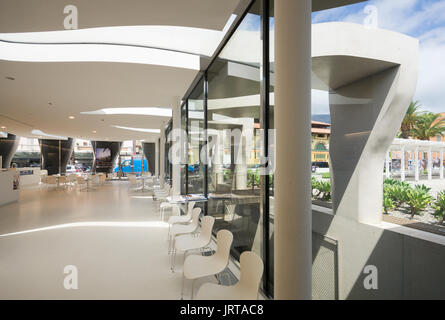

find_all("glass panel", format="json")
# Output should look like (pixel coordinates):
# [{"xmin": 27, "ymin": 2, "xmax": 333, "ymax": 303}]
[
  {"xmin": 164, "ymin": 120, "xmax": 172, "ymax": 184},
  {"xmin": 181, "ymin": 103, "xmax": 188, "ymax": 195},
  {"xmin": 268, "ymin": 0, "xmax": 275, "ymax": 296},
  {"xmin": 187, "ymin": 78, "xmax": 205, "ymax": 195},
  {"xmin": 207, "ymin": 0, "xmax": 262, "ymax": 263}
]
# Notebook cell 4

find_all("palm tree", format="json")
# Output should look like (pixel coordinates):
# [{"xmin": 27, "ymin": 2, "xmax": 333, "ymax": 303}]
[
  {"xmin": 411, "ymin": 112, "xmax": 445, "ymax": 141},
  {"xmin": 400, "ymin": 101, "xmax": 421, "ymax": 139}
]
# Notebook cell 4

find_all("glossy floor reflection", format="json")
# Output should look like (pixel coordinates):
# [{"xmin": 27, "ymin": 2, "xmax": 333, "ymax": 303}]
[{"xmin": 0, "ymin": 181, "xmax": 217, "ymax": 299}]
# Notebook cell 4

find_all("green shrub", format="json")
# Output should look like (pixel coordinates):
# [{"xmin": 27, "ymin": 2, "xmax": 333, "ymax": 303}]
[
  {"xmin": 405, "ymin": 188, "xmax": 433, "ymax": 219},
  {"xmin": 413, "ymin": 184, "xmax": 431, "ymax": 193},
  {"xmin": 317, "ymin": 180, "xmax": 332, "ymax": 201},
  {"xmin": 432, "ymin": 190, "xmax": 445, "ymax": 225},
  {"xmin": 321, "ymin": 172, "xmax": 330, "ymax": 179},
  {"xmin": 383, "ymin": 193, "xmax": 395, "ymax": 214},
  {"xmin": 384, "ymin": 183, "xmax": 410, "ymax": 208},
  {"xmin": 312, "ymin": 177, "xmax": 321, "ymax": 199},
  {"xmin": 311, "ymin": 178, "xmax": 331, "ymax": 201}
]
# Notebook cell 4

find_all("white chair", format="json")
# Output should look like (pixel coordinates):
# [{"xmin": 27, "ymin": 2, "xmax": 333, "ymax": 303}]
[
  {"xmin": 171, "ymin": 215, "xmax": 215, "ymax": 272},
  {"xmin": 76, "ymin": 176, "xmax": 86, "ymax": 190},
  {"xmin": 40, "ymin": 175, "xmax": 49, "ymax": 189},
  {"xmin": 67, "ymin": 174, "xmax": 77, "ymax": 187},
  {"xmin": 181, "ymin": 229, "xmax": 233, "ymax": 299},
  {"xmin": 195, "ymin": 251, "xmax": 263, "ymax": 300},
  {"xmin": 46, "ymin": 175, "xmax": 58, "ymax": 189},
  {"xmin": 155, "ymin": 184, "xmax": 171, "ymax": 200},
  {"xmin": 169, "ymin": 207, "xmax": 201, "ymax": 254},
  {"xmin": 99, "ymin": 173, "xmax": 106, "ymax": 185},
  {"xmin": 167, "ymin": 202, "xmax": 196, "ymax": 238},
  {"xmin": 128, "ymin": 175, "xmax": 141, "ymax": 192},
  {"xmin": 58, "ymin": 176, "xmax": 69, "ymax": 190},
  {"xmin": 161, "ymin": 203, "xmax": 180, "ymax": 222}
]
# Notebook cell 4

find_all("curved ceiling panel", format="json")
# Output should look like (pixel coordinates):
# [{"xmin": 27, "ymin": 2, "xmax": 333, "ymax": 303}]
[
  {"xmin": 0, "ymin": 41, "xmax": 200, "ymax": 70},
  {"xmin": 0, "ymin": 60, "xmax": 197, "ymax": 141},
  {"xmin": 0, "ymin": 0, "xmax": 240, "ymax": 33},
  {"xmin": 0, "ymin": 23, "xmax": 235, "ymax": 57}
]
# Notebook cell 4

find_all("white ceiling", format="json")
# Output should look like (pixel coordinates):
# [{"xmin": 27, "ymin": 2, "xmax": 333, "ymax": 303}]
[
  {"xmin": 0, "ymin": 61, "xmax": 196, "ymax": 142},
  {"xmin": 0, "ymin": 0, "xmax": 367, "ymax": 142},
  {"xmin": 0, "ymin": 0, "xmax": 240, "ymax": 33},
  {"xmin": 0, "ymin": 0, "xmax": 241, "ymax": 142}
]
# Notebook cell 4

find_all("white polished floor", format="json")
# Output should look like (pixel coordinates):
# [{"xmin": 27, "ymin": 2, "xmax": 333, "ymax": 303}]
[{"xmin": 0, "ymin": 181, "xmax": 216, "ymax": 299}]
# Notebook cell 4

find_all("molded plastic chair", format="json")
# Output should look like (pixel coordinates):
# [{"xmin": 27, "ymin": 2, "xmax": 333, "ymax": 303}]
[
  {"xmin": 171, "ymin": 215, "xmax": 215, "ymax": 272},
  {"xmin": 46, "ymin": 175, "xmax": 58, "ymax": 189},
  {"xmin": 161, "ymin": 203, "xmax": 180, "ymax": 222},
  {"xmin": 128, "ymin": 175, "xmax": 141, "ymax": 192},
  {"xmin": 169, "ymin": 207, "xmax": 201, "ymax": 254},
  {"xmin": 58, "ymin": 176, "xmax": 68, "ymax": 189},
  {"xmin": 167, "ymin": 202, "xmax": 196, "ymax": 237},
  {"xmin": 76, "ymin": 176, "xmax": 86, "ymax": 190},
  {"xmin": 195, "ymin": 251, "xmax": 263, "ymax": 300},
  {"xmin": 181, "ymin": 229, "xmax": 233, "ymax": 299},
  {"xmin": 155, "ymin": 184, "xmax": 171, "ymax": 201}
]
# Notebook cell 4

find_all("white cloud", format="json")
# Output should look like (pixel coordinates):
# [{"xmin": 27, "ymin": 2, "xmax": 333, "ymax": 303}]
[
  {"xmin": 313, "ymin": 0, "xmax": 445, "ymax": 113},
  {"xmin": 312, "ymin": 90, "xmax": 329, "ymax": 114}
]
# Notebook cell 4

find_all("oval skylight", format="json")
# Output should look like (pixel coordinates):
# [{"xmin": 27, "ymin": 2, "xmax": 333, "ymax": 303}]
[
  {"xmin": 112, "ymin": 125, "xmax": 160, "ymax": 133},
  {"xmin": 80, "ymin": 107, "xmax": 172, "ymax": 117},
  {"xmin": 0, "ymin": 41, "xmax": 200, "ymax": 70}
]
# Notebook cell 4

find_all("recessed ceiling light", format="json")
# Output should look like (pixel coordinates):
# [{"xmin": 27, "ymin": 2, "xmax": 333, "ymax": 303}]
[
  {"xmin": 0, "ymin": 126, "xmax": 6, "ymax": 129},
  {"xmin": 68, "ymin": 116, "xmax": 75, "ymax": 119},
  {"xmin": 92, "ymin": 130, "xmax": 97, "ymax": 134},
  {"xmin": 5, "ymin": 76, "xmax": 15, "ymax": 81}
]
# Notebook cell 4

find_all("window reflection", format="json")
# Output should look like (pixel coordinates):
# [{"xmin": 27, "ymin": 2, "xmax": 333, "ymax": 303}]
[
  {"xmin": 187, "ymin": 78, "xmax": 205, "ymax": 195},
  {"xmin": 207, "ymin": 3, "xmax": 263, "ymax": 261}
]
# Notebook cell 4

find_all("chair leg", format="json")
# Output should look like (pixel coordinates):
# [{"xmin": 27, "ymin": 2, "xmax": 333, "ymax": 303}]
[
  {"xmin": 171, "ymin": 247, "xmax": 176, "ymax": 272},
  {"xmin": 181, "ymin": 272, "xmax": 185, "ymax": 300},
  {"xmin": 191, "ymin": 279, "xmax": 195, "ymax": 300}
]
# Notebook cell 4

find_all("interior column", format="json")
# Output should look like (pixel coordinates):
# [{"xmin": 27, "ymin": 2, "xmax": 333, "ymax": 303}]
[
  {"xmin": 274, "ymin": 0, "xmax": 312, "ymax": 300},
  {"xmin": 160, "ymin": 121, "xmax": 166, "ymax": 188},
  {"xmin": 172, "ymin": 96, "xmax": 182, "ymax": 195}
]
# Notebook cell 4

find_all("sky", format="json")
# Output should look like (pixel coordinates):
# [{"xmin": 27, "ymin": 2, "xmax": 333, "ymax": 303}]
[{"xmin": 311, "ymin": 0, "xmax": 445, "ymax": 114}]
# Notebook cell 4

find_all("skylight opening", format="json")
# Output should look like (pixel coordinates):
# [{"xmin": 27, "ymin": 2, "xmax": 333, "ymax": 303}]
[
  {"xmin": 0, "ymin": 41, "xmax": 200, "ymax": 70},
  {"xmin": 81, "ymin": 107, "xmax": 172, "ymax": 117},
  {"xmin": 112, "ymin": 125, "xmax": 160, "ymax": 133}
]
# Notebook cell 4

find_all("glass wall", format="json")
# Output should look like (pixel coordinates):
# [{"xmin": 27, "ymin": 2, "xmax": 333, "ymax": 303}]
[
  {"xmin": 207, "ymin": 0, "xmax": 263, "ymax": 269},
  {"xmin": 12, "ymin": 137, "xmax": 41, "ymax": 167},
  {"xmin": 181, "ymin": 102, "xmax": 188, "ymax": 195},
  {"xmin": 178, "ymin": 0, "xmax": 274, "ymax": 297},
  {"xmin": 187, "ymin": 78, "xmax": 205, "ymax": 195},
  {"xmin": 164, "ymin": 120, "xmax": 172, "ymax": 184}
]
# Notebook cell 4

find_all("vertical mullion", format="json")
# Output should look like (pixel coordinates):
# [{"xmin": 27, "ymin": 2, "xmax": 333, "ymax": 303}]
[
  {"xmin": 203, "ymin": 72, "xmax": 209, "ymax": 215},
  {"xmin": 260, "ymin": 0, "xmax": 271, "ymax": 298},
  {"xmin": 185, "ymin": 100, "xmax": 189, "ymax": 195}
]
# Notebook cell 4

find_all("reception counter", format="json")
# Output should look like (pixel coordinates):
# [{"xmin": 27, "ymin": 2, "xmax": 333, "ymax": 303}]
[
  {"xmin": 0, "ymin": 169, "xmax": 19, "ymax": 206},
  {"xmin": 18, "ymin": 167, "xmax": 41, "ymax": 186}
]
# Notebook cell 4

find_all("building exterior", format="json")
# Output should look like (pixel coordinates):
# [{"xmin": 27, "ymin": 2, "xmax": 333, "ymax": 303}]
[
  {"xmin": 1, "ymin": 0, "xmax": 445, "ymax": 301},
  {"xmin": 311, "ymin": 121, "xmax": 330, "ymax": 163}
]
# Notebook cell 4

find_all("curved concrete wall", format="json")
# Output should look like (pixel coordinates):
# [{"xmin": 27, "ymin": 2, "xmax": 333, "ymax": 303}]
[
  {"xmin": 312, "ymin": 23, "xmax": 419, "ymax": 224},
  {"xmin": 0, "ymin": 133, "xmax": 19, "ymax": 168},
  {"xmin": 142, "ymin": 142, "xmax": 156, "ymax": 175},
  {"xmin": 39, "ymin": 138, "xmax": 74, "ymax": 175},
  {"xmin": 92, "ymin": 141, "xmax": 122, "ymax": 173}
]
